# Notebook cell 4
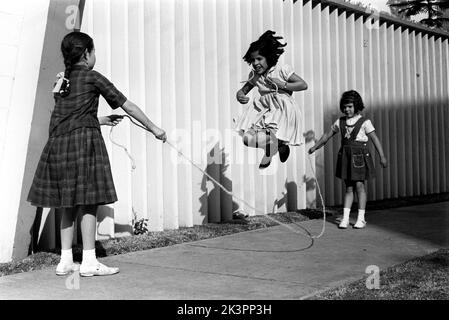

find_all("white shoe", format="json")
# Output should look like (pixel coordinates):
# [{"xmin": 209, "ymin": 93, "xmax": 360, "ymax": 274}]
[
  {"xmin": 338, "ymin": 219, "xmax": 349, "ymax": 229},
  {"xmin": 80, "ymin": 262, "xmax": 120, "ymax": 277},
  {"xmin": 354, "ymin": 220, "xmax": 367, "ymax": 229},
  {"xmin": 56, "ymin": 262, "xmax": 80, "ymax": 276}
]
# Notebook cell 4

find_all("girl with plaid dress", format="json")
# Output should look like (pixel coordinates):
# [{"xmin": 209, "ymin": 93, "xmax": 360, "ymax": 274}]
[
  {"xmin": 308, "ymin": 90, "xmax": 387, "ymax": 229},
  {"xmin": 27, "ymin": 32, "xmax": 167, "ymax": 277},
  {"xmin": 235, "ymin": 30, "xmax": 308, "ymax": 168}
]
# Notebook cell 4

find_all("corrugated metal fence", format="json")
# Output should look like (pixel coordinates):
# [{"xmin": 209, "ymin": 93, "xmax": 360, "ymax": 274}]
[{"xmin": 75, "ymin": 0, "xmax": 448, "ymax": 237}]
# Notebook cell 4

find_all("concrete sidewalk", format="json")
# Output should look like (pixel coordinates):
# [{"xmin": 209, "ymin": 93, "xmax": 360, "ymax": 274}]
[{"xmin": 1, "ymin": 202, "xmax": 448, "ymax": 300}]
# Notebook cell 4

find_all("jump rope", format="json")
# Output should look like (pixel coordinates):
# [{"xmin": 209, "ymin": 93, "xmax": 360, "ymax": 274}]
[{"xmin": 108, "ymin": 72, "xmax": 327, "ymax": 248}]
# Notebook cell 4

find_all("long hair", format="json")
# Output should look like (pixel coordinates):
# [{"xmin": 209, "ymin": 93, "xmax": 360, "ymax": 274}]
[
  {"xmin": 339, "ymin": 90, "xmax": 365, "ymax": 113},
  {"xmin": 243, "ymin": 30, "xmax": 287, "ymax": 68},
  {"xmin": 58, "ymin": 32, "xmax": 94, "ymax": 97}
]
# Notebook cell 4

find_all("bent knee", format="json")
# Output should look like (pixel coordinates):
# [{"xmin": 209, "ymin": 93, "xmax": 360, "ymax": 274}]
[{"xmin": 243, "ymin": 132, "xmax": 256, "ymax": 146}]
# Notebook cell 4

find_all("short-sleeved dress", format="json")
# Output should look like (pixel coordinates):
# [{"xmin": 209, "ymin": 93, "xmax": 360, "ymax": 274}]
[
  {"xmin": 234, "ymin": 64, "xmax": 304, "ymax": 146},
  {"xmin": 27, "ymin": 64, "xmax": 127, "ymax": 208},
  {"xmin": 332, "ymin": 114, "xmax": 376, "ymax": 181}
]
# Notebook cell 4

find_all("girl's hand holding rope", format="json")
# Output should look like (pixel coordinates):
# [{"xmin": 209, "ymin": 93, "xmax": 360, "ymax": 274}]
[
  {"xmin": 99, "ymin": 115, "xmax": 123, "ymax": 126},
  {"xmin": 152, "ymin": 127, "xmax": 167, "ymax": 143},
  {"xmin": 308, "ymin": 146, "xmax": 317, "ymax": 154},
  {"xmin": 236, "ymin": 90, "xmax": 250, "ymax": 104},
  {"xmin": 111, "ymin": 114, "xmax": 167, "ymax": 143}
]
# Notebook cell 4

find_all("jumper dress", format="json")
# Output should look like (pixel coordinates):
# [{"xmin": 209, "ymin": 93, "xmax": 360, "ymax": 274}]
[
  {"xmin": 27, "ymin": 65, "xmax": 127, "ymax": 208},
  {"xmin": 234, "ymin": 64, "xmax": 304, "ymax": 146},
  {"xmin": 335, "ymin": 116, "xmax": 375, "ymax": 181}
]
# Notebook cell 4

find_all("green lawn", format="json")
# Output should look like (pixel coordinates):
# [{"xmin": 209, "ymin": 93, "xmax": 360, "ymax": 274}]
[{"xmin": 312, "ymin": 248, "xmax": 449, "ymax": 300}]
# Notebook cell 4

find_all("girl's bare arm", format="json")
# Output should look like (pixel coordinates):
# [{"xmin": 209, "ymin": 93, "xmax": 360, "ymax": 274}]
[
  {"xmin": 285, "ymin": 73, "xmax": 308, "ymax": 91},
  {"xmin": 236, "ymin": 81, "xmax": 255, "ymax": 104},
  {"xmin": 308, "ymin": 129, "xmax": 337, "ymax": 154},
  {"xmin": 367, "ymin": 131, "xmax": 387, "ymax": 167},
  {"xmin": 267, "ymin": 73, "xmax": 308, "ymax": 92},
  {"xmin": 121, "ymin": 99, "xmax": 166, "ymax": 141}
]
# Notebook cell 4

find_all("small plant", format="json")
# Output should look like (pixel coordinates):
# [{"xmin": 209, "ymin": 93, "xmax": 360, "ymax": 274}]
[{"xmin": 132, "ymin": 208, "xmax": 149, "ymax": 235}]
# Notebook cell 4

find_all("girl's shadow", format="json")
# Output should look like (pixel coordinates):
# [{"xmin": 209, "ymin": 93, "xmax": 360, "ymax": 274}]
[{"xmin": 200, "ymin": 143, "xmax": 240, "ymax": 223}]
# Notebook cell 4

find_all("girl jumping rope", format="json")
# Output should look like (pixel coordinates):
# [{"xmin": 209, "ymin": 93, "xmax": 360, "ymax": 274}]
[
  {"xmin": 309, "ymin": 90, "xmax": 387, "ymax": 229},
  {"xmin": 235, "ymin": 30, "xmax": 308, "ymax": 168},
  {"xmin": 27, "ymin": 32, "xmax": 166, "ymax": 276}
]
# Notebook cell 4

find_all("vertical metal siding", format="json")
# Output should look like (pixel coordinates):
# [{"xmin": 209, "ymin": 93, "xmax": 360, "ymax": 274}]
[{"xmin": 75, "ymin": 0, "xmax": 449, "ymax": 237}]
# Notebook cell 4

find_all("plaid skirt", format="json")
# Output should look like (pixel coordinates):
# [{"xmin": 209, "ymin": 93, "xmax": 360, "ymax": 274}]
[{"xmin": 27, "ymin": 127, "xmax": 118, "ymax": 208}]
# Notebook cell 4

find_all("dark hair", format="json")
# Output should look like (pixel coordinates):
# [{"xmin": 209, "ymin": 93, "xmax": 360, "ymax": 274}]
[
  {"xmin": 339, "ymin": 90, "xmax": 364, "ymax": 113},
  {"xmin": 59, "ymin": 32, "xmax": 94, "ymax": 97},
  {"xmin": 243, "ymin": 30, "xmax": 287, "ymax": 68}
]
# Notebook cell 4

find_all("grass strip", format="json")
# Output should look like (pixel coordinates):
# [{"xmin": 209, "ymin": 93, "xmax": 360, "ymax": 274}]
[{"xmin": 312, "ymin": 248, "xmax": 449, "ymax": 300}]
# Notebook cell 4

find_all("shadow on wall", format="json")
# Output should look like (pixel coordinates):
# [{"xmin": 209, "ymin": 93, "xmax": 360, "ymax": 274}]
[
  {"xmin": 200, "ymin": 142, "xmax": 304, "ymax": 219},
  {"xmin": 30, "ymin": 205, "xmax": 133, "ymax": 253},
  {"xmin": 96, "ymin": 206, "xmax": 133, "ymax": 239},
  {"xmin": 201, "ymin": 144, "xmax": 239, "ymax": 223},
  {"xmin": 272, "ymin": 181, "xmax": 299, "ymax": 213},
  {"xmin": 303, "ymin": 129, "xmax": 321, "ymax": 209},
  {"xmin": 29, "ymin": 208, "xmax": 59, "ymax": 253}
]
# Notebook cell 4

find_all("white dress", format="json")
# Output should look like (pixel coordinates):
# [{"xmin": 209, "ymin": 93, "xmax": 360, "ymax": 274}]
[{"xmin": 234, "ymin": 64, "xmax": 304, "ymax": 146}]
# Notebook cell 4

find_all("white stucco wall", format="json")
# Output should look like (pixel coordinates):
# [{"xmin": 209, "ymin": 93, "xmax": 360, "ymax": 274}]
[{"xmin": 0, "ymin": 0, "xmax": 51, "ymax": 263}]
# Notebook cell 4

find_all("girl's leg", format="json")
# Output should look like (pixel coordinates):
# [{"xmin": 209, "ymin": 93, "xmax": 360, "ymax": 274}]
[
  {"xmin": 343, "ymin": 180, "xmax": 355, "ymax": 209},
  {"xmin": 60, "ymin": 207, "xmax": 77, "ymax": 250},
  {"xmin": 80, "ymin": 205, "xmax": 98, "ymax": 250},
  {"xmin": 243, "ymin": 129, "xmax": 278, "ymax": 168},
  {"xmin": 56, "ymin": 207, "xmax": 79, "ymax": 275},
  {"xmin": 340, "ymin": 180, "xmax": 355, "ymax": 228},
  {"xmin": 243, "ymin": 129, "xmax": 277, "ymax": 152},
  {"xmin": 355, "ymin": 181, "xmax": 367, "ymax": 210},
  {"xmin": 79, "ymin": 205, "xmax": 119, "ymax": 276},
  {"xmin": 354, "ymin": 181, "xmax": 367, "ymax": 228}
]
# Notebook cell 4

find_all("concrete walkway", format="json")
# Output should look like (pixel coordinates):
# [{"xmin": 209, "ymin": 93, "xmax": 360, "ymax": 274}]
[{"xmin": 0, "ymin": 202, "xmax": 448, "ymax": 300}]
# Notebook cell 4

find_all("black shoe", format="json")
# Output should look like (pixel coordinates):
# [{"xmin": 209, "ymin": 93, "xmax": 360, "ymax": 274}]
[
  {"xmin": 259, "ymin": 155, "xmax": 272, "ymax": 169},
  {"xmin": 278, "ymin": 143, "xmax": 290, "ymax": 163}
]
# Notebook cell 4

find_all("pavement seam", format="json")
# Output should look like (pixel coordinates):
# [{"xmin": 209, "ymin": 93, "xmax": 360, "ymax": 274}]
[{"xmin": 114, "ymin": 259, "xmax": 312, "ymax": 286}]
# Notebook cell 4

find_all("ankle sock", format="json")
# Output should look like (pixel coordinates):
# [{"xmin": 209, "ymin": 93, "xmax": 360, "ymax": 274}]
[
  {"xmin": 357, "ymin": 209, "xmax": 365, "ymax": 222},
  {"xmin": 82, "ymin": 249, "xmax": 98, "ymax": 266},
  {"xmin": 342, "ymin": 208, "xmax": 350, "ymax": 221},
  {"xmin": 60, "ymin": 249, "xmax": 73, "ymax": 264}
]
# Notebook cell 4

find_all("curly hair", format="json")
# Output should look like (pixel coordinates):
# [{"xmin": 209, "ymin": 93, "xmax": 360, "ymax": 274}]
[
  {"xmin": 339, "ymin": 90, "xmax": 365, "ymax": 113},
  {"xmin": 243, "ymin": 30, "xmax": 287, "ymax": 68},
  {"xmin": 59, "ymin": 32, "xmax": 94, "ymax": 97}
]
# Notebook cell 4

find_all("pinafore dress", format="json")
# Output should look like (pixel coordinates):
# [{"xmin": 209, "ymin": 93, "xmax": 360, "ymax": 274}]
[{"xmin": 335, "ymin": 116, "xmax": 375, "ymax": 181}]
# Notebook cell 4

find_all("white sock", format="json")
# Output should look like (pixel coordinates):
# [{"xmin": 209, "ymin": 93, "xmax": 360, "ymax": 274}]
[
  {"xmin": 357, "ymin": 209, "xmax": 366, "ymax": 222},
  {"xmin": 82, "ymin": 249, "xmax": 98, "ymax": 266},
  {"xmin": 342, "ymin": 208, "xmax": 350, "ymax": 221},
  {"xmin": 60, "ymin": 249, "xmax": 73, "ymax": 264}
]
